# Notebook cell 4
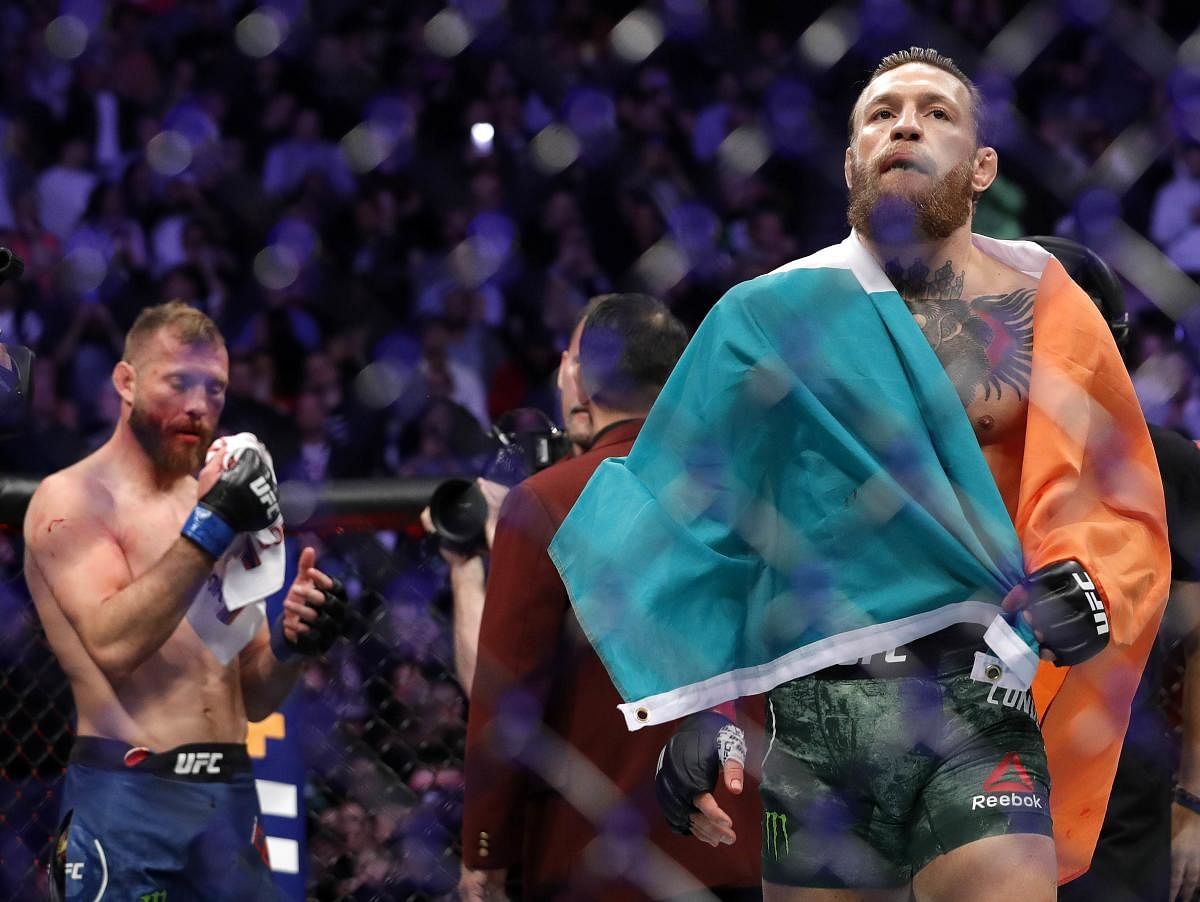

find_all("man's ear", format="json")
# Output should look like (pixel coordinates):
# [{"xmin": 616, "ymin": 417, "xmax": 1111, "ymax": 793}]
[
  {"xmin": 569, "ymin": 356, "xmax": 591, "ymax": 407},
  {"xmin": 113, "ymin": 360, "xmax": 135, "ymax": 405},
  {"xmin": 971, "ymin": 146, "xmax": 998, "ymax": 194},
  {"xmin": 844, "ymin": 146, "xmax": 855, "ymax": 191}
]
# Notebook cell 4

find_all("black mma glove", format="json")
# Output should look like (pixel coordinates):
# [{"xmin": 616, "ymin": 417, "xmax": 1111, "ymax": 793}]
[
  {"xmin": 655, "ymin": 711, "xmax": 746, "ymax": 835},
  {"xmin": 181, "ymin": 448, "xmax": 280, "ymax": 559},
  {"xmin": 1014, "ymin": 559, "xmax": 1110, "ymax": 666},
  {"xmin": 270, "ymin": 577, "xmax": 349, "ymax": 661}
]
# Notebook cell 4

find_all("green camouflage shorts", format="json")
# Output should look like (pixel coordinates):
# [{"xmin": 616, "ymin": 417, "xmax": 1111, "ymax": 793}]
[{"xmin": 760, "ymin": 669, "xmax": 1052, "ymax": 888}]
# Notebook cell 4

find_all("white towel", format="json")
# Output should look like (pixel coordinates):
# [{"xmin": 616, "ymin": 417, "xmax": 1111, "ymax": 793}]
[{"xmin": 185, "ymin": 432, "xmax": 286, "ymax": 664}]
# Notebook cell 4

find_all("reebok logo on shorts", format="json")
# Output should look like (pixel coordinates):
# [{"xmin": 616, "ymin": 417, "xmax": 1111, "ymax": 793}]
[
  {"xmin": 983, "ymin": 752, "xmax": 1034, "ymax": 792},
  {"xmin": 971, "ymin": 752, "xmax": 1043, "ymax": 810}
]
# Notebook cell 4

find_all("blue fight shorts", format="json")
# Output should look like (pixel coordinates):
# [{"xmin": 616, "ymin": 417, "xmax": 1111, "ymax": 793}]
[{"xmin": 50, "ymin": 737, "xmax": 278, "ymax": 901}]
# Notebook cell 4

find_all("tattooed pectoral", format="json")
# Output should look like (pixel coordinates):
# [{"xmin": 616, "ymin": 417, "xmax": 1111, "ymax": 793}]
[{"xmin": 907, "ymin": 288, "xmax": 1035, "ymax": 407}]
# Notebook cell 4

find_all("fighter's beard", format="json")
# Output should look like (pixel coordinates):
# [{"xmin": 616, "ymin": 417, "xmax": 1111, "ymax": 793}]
[
  {"xmin": 846, "ymin": 156, "xmax": 975, "ymax": 245},
  {"xmin": 129, "ymin": 405, "xmax": 211, "ymax": 476}
]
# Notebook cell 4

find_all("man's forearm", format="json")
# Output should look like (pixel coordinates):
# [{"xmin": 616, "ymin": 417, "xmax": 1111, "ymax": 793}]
[
  {"xmin": 81, "ymin": 539, "xmax": 214, "ymax": 684},
  {"xmin": 451, "ymin": 557, "xmax": 487, "ymax": 696},
  {"xmin": 240, "ymin": 639, "xmax": 303, "ymax": 722}
]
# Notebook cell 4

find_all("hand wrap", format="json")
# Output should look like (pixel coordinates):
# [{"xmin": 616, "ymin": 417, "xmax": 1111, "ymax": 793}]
[
  {"xmin": 271, "ymin": 578, "xmax": 349, "ymax": 661},
  {"xmin": 1019, "ymin": 559, "xmax": 1110, "ymax": 666},
  {"xmin": 181, "ymin": 448, "xmax": 279, "ymax": 559},
  {"xmin": 654, "ymin": 712, "xmax": 746, "ymax": 834}
]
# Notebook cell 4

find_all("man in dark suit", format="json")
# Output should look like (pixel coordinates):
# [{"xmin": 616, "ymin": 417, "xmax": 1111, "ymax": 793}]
[{"xmin": 459, "ymin": 294, "xmax": 763, "ymax": 901}]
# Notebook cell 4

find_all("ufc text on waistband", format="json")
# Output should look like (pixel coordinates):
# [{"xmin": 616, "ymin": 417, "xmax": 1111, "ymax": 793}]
[{"xmin": 69, "ymin": 737, "xmax": 252, "ymax": 782}]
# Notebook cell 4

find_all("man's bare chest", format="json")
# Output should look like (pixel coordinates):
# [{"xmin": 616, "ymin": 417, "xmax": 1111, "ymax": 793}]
[
  {"xmin": 117, "ymin": 498, "xmax": 195, "ymax": 577},
  {"xmin": 903, "ymin": 287, "xmax": 1035, "ymax": 442}
]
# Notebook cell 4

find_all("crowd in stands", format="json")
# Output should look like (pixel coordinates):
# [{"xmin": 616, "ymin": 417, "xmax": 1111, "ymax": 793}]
[{"xmin": 1, "ymin": 1, "xmax": 1199, "ymax": 898}]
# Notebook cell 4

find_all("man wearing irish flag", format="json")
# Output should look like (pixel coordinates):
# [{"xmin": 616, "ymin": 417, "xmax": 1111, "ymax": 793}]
[{"xmin": 552, "ymin": 48, "xmax": 1169, "ymax": 901}]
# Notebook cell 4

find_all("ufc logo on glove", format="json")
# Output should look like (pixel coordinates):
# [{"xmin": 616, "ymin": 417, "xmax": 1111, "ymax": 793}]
[{"xmin": 249, "ymin": 475, "xmax": 279, "ymax": 517}]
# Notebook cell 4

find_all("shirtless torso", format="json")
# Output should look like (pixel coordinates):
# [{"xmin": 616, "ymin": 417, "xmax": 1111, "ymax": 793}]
[
  {"xmin": 24, "ymin": 446, "xmax": 248, "ymax": 749},
  {"xmin": 21, "ymin": 320, "xmax": 302, "ymax": 752}
]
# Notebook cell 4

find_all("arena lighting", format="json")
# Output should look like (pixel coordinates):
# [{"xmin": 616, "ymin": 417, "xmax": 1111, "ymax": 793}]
[
  {"xmin": 1184, "ymin": 31, "xmax": 1200, "ymax": 68},
  {"xmin": 145, "ymin": 130, "xmax": 193, "ymax": 177},
  {"xmin": 633, "ymin": 239, "xmax": 688, "ymax": 296},
  {"xmin": 341, "ymin": 123, "xmax": 392, "ymax": 173},
  {"xmin": 983, "ymin": 3, "xmax": 1059, "ymax": 75},
  {"xmin": 611, "ymin": 8, "xmax": 664, "ymax": 63},
  {"xmin": 424, "ymin": 9, "xmax": 473, "ymax": 57},
  {"xmin": 717, "ymin": 125, "xmax": 771, "ymax": 176},
  {"xmin": 353, "ymin": 360, "xmax": 406, "ymax": 409},
  {"xmin": 797, "ymin": 8, "xmax": 858, "ymax": 68},
  {"xmin": 530, "ymin": 123, "xmax": 581, "ymax": 174},
  {"xmin": 253, "ymin": 245, "xmax": 300, "ymax": 291},
  {"xmin": 1105, "ymin": 220, "xmax": 1200, "ymax": 322},
  {"xmin": 45, "ymin": 15, "xmax": 89, "ymax": 60},
  {"xmin": 235, "ymin": 8, "xmax": 287, "ymax": 58},
  {"xmin": 58, "ymin": 247, "xmax": 107, "ymax": 295},
  {"xmin": 470, "ymin": 122, "xmax": 495, "ymax": 154}
]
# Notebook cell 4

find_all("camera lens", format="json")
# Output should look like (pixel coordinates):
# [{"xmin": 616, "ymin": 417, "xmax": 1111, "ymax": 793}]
[
  {"xmin": 0, "ymin": 248, "xmax": 23, "ymax": 283},
  {"xmin": 428, "ymin": 478, "xmax": 487, "ymax": 552}
]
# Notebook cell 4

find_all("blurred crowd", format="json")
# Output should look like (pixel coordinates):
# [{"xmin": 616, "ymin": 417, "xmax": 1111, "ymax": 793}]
[{"xmin": 1, "ymin": 0, "xmax": 1200, "ymax": 898}]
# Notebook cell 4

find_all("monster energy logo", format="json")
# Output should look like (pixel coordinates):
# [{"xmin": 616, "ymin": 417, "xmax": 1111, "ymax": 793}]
[
  {"xmin": 139, "ymin": 891, "xmax": 167, "ymax": 902},
  {"xmin": 764, "ymin": 811, "xmax": 790, "ymax": 860}
]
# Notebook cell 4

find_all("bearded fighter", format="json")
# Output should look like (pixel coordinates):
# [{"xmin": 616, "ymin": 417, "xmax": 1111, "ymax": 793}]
[
  {"xmin": 25, "ymin": 302, "xmax": 348, "ymax": 900},
  {"xmin": 552, "ymin": 48, "xmax": 1169, "ymax": 901}
]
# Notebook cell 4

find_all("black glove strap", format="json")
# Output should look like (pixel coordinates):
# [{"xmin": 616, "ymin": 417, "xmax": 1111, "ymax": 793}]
[
  {"xmin": 1022, "ymin": 559, "xmax": 1110, "ymax": 667},
  {"xmin": 273, "ymin": 578, "xmax": 348, "ymax": 660}
]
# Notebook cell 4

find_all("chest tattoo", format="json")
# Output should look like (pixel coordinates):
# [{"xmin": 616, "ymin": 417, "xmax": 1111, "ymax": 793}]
[{"xmin": 903, "ymin": 285, "xmax": 1035, "ymax": 407}]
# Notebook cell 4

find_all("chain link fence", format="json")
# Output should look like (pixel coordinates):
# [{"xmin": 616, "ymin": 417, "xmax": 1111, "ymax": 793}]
[
  {"xmin": 0, "ymin": 491, "xmax": 1193, "ymax": 901},
  {"xmin": 0, "ymin": 488, "xmax": 471, "ymax": 902},
  {"xmin": 299, "ymin": 521, "xmax": 468, "ymax": 901},
  {"xmin": 0, "ymin": 525, "xmax": 71, "ymax": 900}
]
